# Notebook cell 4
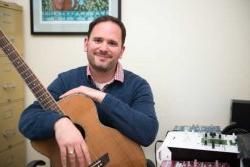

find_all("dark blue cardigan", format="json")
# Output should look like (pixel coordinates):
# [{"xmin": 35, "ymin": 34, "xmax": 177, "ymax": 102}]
[{"xmin": 19, "ymin": 66, "xmax": 158, "ymax": 146}]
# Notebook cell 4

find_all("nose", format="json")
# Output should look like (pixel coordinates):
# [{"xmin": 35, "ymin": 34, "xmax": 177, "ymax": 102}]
[{"xmin": 99, "ymin": 42, "xmax": 108, "ymax": 51}]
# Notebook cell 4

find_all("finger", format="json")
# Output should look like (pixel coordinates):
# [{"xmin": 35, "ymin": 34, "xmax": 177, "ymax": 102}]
[
  {"xmin": 81, "ymin": 142, "xmax": 92, "ymax": 165},
  {"xmin": 59, "ymin": 146, "xmax": 67, "ymax": 167},
  {"xmin": 67, "ymin": 147, "xmax": 76, "ymax": 167},
  {"xmin": 74, "ymin": 144, "xmax": 85, "ymax": 167}
]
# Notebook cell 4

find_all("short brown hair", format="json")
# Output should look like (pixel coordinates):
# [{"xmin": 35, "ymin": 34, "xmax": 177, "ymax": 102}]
[{"xmin": 87, "ymin": 15, "xmax": 126, "ymax": 45}]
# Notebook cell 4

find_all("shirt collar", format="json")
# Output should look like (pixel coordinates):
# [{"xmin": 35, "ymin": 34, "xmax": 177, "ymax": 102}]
[{"xmin": 87, "ymin": 62, "xmax": 124, "ymax": 83}]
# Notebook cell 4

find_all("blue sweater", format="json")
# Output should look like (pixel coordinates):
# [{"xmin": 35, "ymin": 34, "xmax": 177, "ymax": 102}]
[{"xmin": 19, "ymin": 66, "xmax": 158, "ymax": 146}]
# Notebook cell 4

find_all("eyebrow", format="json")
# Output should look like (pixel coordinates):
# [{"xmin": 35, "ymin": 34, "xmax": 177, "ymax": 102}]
[{"xmin": 93, "ymin": 37, "xmax": 119, "ymax": 45}]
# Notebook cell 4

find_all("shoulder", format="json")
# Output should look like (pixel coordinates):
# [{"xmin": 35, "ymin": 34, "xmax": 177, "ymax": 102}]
[
  {"xmin": 123, "ymin": 69, "xmax": 151, "ymax": 89},
  {"xmin": 124, "ymin": 69, "xmax": 147, "ymax": 83},
  {"xmin": 122, "ymin": 69, "xmax": 154, "ymax": 100},
  {"xmin": 58, "ymin": 66, "xmax": 86, "ymax": 79},
  {"xmin": 48, "ymin": 66, "xmax": 87, "ymax": 93}
]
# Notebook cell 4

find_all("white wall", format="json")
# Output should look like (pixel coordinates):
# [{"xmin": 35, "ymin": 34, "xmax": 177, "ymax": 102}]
[{"xmin": 4, "ymin": 0, "xmax": 250, "ymax": 165}]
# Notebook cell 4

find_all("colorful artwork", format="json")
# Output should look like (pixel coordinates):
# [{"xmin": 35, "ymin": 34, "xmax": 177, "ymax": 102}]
[
  {"xmin": 42, "ymin": 0, "xmax": 109, "ymax": 22},
  {"xmin": 31, "ymin": 0, "xmax": 120, "ymax": 34}
]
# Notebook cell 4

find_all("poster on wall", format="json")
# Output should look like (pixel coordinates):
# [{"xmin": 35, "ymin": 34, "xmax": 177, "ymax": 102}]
[{"xmin": 30, "ymin": 0, "xmax": 121, "ymax": 35}]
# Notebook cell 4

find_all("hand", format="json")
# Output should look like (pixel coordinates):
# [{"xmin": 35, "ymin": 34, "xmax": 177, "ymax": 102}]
[
  {"xmin": 54, "ymin": 117, "xmax": 91, "ymax": 167},
  {"xmin": 60, "ymin": 86, "xmax": 106, "ymax": 103}
]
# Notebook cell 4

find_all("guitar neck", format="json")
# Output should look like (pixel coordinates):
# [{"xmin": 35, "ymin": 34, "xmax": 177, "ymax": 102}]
[{"xmin": 0, "ymin": 30, "xmax": 62, "ymax": 113}]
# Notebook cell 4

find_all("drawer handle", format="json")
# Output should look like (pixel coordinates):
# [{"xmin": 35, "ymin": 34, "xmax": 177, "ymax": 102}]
[
  {"xmin": 2, "ymin": 129, "xmax": 16, "ymax": 139},
  {"xmin": 0, "ymin": 109, "xmax": 13, "ymax": 119},
  {"xmin": 2, "ymin": 83, "xmax": 16, "ymax": 89}
]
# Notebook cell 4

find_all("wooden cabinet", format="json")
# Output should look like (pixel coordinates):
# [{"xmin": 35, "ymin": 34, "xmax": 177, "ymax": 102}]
[{"xmin": 0, "ymin": 1, "xmax": 26, "ymax": 166}]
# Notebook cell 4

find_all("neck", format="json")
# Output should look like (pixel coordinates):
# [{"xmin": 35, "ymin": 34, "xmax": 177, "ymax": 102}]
[{"xmin": 90, "ymin": 67, "xmax": 116, "ymax": 83}]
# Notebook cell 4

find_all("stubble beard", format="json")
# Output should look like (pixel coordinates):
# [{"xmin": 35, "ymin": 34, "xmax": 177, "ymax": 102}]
[{"xmin": 88, "ymin": 57, "xmax": 116, "ymax": 73}]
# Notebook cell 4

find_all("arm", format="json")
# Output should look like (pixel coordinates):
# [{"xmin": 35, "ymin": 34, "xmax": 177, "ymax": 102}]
[
  {"xmin": 19, "ymin": 68, "xmax": 82, "ymax": 139},
  {"xmin": 101, "ymin": 82, "xmax": 159, "ymax": 147},
  {"xmin": 18, "ymin": 71, "xmax": 92, "ymax": 166}
]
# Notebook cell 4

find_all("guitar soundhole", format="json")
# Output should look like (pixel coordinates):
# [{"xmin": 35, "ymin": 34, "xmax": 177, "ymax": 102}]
[{"xmin": 74, "ymin": 123, "xmax": 85, "ymax": 139}]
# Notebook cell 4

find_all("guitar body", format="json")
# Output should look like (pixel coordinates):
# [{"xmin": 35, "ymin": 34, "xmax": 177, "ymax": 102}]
[{"xmin": 31, "ymin": 94, "xmax": 146, "ymax": 167}]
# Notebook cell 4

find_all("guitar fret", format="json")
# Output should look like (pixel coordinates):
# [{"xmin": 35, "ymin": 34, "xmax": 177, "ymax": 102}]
[
  {"xmin": 1, "ymin": 41, "xmax": 10, "ymax": 49},
  {"xmin": 7, "ymin": 48, "xmax": 15, "ymax": 55},
  {"xmin": 38, "ymin": 94, "xmax": 52, "ymax": 106},
  {"xmin": 31, "ymin": 84, "xmax": 47, "ymax": 97},
  {"xmin": 49, "ymin": 104, "xmax": 61, "ymax": 112},
  {"xmin": 45, "ymin": 100, "xmax": 60, "ymax": 111},
  {"xmin": 10, "ymin": 54, "xmax": 28, "ymax": 74},
  {"xmin": 27, "ymin": 79, "xmax": 39, "ymax": 86},
  {"xmin": 2, "ymin": 44, "xmax": 15, "ymax": 55},
  {"xmin": 0, "ymin": 36, "xmax": 9, "ymax": 49},
  {"xmin": 14, "ymin": 61, "xmax": 27, "ymax": 75},
  {"xmin": 21, "ymin": 69, "xmax": 33, "ymax": 79},
  {"xmin": 48, "ymin": 98, "xmax": 59, "ymax": 109},
  {"xmin": 9, "ymin": 55, "xmax": 20, "ymax": 64},
  {"xmin": 23, "ymin": 73, "xmax": 38, "ymax": 84},
  {"xmin": 33, "ymin": 86, "xmax": 46, "ymax": 96},
  {"xmin": 19, "ymin": 66, "xmax": 30, "ymax": 75},
  {"xmin": 0, "ymin": 35, "xmax": 4, "ymax": 40},
  {"xmin": 41, "ymin": 97, "xmax": 60, "ymax": 111},
  {"xmin": 37, "ymin": 91, "xmax": 56, "ymax": 107}
]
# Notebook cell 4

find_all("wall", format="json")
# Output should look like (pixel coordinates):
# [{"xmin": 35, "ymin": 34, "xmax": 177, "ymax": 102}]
[{"xmin": 3, "ymin": 0, "xmax": 250, "ymax": 165}]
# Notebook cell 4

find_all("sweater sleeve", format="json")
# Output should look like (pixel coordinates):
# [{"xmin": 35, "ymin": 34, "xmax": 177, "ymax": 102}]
[
  {"xmin": 18, "ymin": 72, "xmax": 69, "ymax": 140},
  {"xmin": 100, "ymin": 80, "xmax": 159, "ymax": 147},
  {"xmin": 18, "ymin": 101, "xmax": 64, "ymax": 139}
]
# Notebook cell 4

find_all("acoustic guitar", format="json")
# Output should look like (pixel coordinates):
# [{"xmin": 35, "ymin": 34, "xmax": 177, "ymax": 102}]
[{"xmin": 0, "ymin": 30, "xmax": 146, "ymax": 167}]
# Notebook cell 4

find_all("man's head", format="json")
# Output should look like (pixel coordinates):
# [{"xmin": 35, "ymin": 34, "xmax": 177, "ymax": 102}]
[
  {"xmin": 87, "ymin": 15, "xmax": 126, "ymax": 45},
  {"xmin": 84, "ymin": 15, "xmax": 126, "ymax": 74}
]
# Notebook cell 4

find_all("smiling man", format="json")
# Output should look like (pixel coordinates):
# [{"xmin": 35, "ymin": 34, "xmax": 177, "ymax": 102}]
[{"xmin": 19, "ymin": 15, "xmax": 159, "ymax": 167}]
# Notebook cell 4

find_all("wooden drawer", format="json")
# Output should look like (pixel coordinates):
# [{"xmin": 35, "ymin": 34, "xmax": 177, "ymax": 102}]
[
  {"xmin": 0, "ymin": 3, "xmax": 23, "ymax": 54},
  {"xmin": 0, "ymin": 8, "xmax": 22, "ymax": 34},
  {"xmin": 0, "ymin": 99, "xmax": 24, "ymax": 120},
  {"xmin": 0, "ymin": 56, "xmax": 12, "ymax": 72},
  {"xmin": 0, "ymin": 100, "xmax": 25, "ymax": 151},
  {"xmin": 0, "ymin": 141, "xmax": 26, "ymax": 167},
  {"xmin": 0, "ymin": 83, "xmax": 24, "ymax": 104},
  {"xmin": 0, "ymin": 81, "xmax": 24, "ymax": 104},
  {"xmin": 0, "ymin": 33, "xmax": 24, "ymax": 54},
  {"xmin": 0, "ymin": 57, "xmax": 24, "ymax": 104},
  {"xmin": 0, "ymin": 3, "xmax": 23, "ymax": 33}
]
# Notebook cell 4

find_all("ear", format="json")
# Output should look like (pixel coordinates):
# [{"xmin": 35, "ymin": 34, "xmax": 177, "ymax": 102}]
[
  {"xmin": 119, "ymin": 45, "xmax": 125, "ymax": 59},
  {"xmin": 83, "ymin": 37, "xmax": 88, "ymax": 52}
]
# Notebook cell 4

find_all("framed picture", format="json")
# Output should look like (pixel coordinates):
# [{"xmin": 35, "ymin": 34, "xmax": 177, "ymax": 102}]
[{"xmin": 30, "ymin": 0, "xmax": 121, "ymax": 35}]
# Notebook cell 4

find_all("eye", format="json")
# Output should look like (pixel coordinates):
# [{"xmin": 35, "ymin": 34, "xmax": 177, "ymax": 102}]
[
  {"xmin": 93, "ymin": 37, "xmax": 103, "ymax": 43},
  {"xmin": 108, "ymin": 40, "xmax": 118, "ymax": 47}
]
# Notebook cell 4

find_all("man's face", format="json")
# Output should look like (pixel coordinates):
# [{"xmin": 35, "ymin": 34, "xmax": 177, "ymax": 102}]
[{"xmin": 84, "ymin": 21, "xmax": 125, "ymax": 73}]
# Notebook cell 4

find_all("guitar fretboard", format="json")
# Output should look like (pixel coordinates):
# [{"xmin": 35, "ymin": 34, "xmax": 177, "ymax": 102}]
[{"xmin": 0, "ymin": 30, "xmax": 62, "ymax": 113}]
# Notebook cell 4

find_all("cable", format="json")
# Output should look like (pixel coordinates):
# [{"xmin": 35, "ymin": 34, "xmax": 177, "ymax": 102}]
[
  {"xmin": 154, "ymin": 131, "xmax": 169, "ymax": 167},
  {"xmin": 154, "ymin": 139, "xmax": 163, "ymax": 167}
]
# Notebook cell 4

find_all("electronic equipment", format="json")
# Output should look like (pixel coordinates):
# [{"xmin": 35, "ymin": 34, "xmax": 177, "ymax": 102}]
[
  {"xmin": 231, "ymin": 99, "xmax": 250, "ymax": 132},
  {"xmin": 173, "ymin": 125, "xmax": 221, "ymax": 133},
  {"xmin": 160, "ymin": 159, "xmax": 230, "ymax": 167},
  {"xmin": 157, "ymin": 131, "xmax": 239, "ymax": 167}
]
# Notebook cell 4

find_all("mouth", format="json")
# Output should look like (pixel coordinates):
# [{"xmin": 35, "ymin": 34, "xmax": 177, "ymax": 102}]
[
  {"xmin": 94, "ymin": 54, "xmax": 111, "ymax": 63},
  {"xmin": 95, "ymin": 52, "xmax": 112, "ymax": 59}
]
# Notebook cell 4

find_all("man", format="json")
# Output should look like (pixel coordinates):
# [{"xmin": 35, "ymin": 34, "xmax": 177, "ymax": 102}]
[{"xmin": 19, "ymin": 15, "xmax": 158, "ymax": 167}]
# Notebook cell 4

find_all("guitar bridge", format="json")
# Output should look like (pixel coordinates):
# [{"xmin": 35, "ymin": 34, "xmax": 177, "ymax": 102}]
[{"xmin": 89, "ymin": 153, "xmax": 109, "ymax": 167}]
